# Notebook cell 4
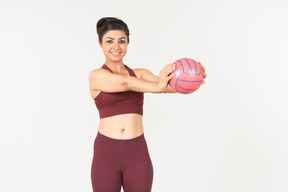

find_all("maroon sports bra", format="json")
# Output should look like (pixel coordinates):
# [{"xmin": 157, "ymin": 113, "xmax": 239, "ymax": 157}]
[{"xmin": 94, "ymin": 64, "xmax": 144, "ymax": 119}]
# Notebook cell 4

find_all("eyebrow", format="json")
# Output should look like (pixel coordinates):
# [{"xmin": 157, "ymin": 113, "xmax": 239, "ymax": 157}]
[{"xmin": 105, "ymin": 37, "xmax": 126, "ymax": 40}]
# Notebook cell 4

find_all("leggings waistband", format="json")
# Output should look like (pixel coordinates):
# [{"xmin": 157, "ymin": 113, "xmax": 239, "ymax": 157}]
[{"xmin": 96, "ymin": 131, "xmax": 145, "ymax": 145}]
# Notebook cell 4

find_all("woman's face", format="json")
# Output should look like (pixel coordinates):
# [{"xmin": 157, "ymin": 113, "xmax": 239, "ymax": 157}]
[{"xmin": 99, "ymin": 30, "xmax": 128, "ymax": 63}]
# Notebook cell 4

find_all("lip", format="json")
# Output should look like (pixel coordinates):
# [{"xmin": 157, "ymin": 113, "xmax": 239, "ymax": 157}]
[{"xmin": 110, "ymin": 52, "xmax": 121, "ymax": 56}]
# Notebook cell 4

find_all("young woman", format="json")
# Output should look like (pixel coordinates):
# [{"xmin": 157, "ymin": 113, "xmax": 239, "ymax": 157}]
[{"xmin": 88, "ymin": 17, "xmax": 207, "ymax": 192}]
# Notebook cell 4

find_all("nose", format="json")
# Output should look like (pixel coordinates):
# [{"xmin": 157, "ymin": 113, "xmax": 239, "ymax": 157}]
[{"xmin": 113, "ymin": 42, "xmax": 120, "ymax": 50}]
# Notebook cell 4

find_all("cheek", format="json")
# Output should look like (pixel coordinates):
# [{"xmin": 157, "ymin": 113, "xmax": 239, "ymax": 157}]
[
  {"xmin": 121, "ymin": 45, "xmax": 128, "ymax": 52},
  {"xmin": 103, "ymin": 46, "xmax": 111, "ymax": 53}
]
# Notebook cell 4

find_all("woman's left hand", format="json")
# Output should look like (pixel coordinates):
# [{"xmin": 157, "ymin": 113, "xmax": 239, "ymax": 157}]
[{"xmin": 198, "ymin": 61, "xmax": 207, "ymax": 84}]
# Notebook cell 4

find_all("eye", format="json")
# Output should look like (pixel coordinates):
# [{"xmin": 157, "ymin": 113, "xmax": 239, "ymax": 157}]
[
  {"xmin": 119, "ymin": 40, "xmax": 126, "ymax": 44},
  {"xmin": 106, "ymin": 40, "xmax": 113, "ymax": 43}
]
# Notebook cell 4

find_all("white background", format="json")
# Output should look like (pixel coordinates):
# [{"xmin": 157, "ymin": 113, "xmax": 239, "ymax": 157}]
[{"xmin": 1, "ymin": 0, "xmax": 288, "ymax": 191}]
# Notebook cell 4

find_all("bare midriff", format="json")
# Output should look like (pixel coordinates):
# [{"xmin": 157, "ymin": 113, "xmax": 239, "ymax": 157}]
[{"xmin": 98, "ymin": 113, "xmax": 144, "ymax": 140}]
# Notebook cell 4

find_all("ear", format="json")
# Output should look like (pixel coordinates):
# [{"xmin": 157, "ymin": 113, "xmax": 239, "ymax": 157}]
[{"xmin": 98, "ymin": 40, "xmax": 102, "ymax": 48}]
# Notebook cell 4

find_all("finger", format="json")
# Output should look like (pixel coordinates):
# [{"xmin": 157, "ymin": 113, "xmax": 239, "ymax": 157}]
[
  {"xmin": 168, "ymin": 72, "xmax": 176, "ymax": 80},
  {"xmin": 167, "ymin": 67, "xmax": 176, "ymax": 78},
  {"xmin": 166, "ymin": 65, "xmax": 176, "ymax": 74},
  {"xmin": 167, "ymin": 62, "xmax": 175, "ymax": 67},
  {"xmin": 198, "ymin": 62, "xmax": 206, "ymax": 72},
  {"xmin": 162, "ymin": 64, "xmax": 176, "ymax": 74},
  {"xmin": 201, "ymin": 65, "xmax": 206, "ymax": 73},
  {"xmin": 169, "ymin": 62, "xmax": 176, "ymax": 68},
  {"xmin": 161, "ymin": 62, "xmax": 175, "ymax": 72}
]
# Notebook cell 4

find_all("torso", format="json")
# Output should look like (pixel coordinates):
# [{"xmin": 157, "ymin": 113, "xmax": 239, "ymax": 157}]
[{"xmin": 90, "ymin": 67, "xmax": 144, "ymax": 140}]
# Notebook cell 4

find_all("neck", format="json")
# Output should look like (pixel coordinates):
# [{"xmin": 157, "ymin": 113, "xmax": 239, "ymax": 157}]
[{"xmin": 104, "ymin": 60, "xmax": 126, "ymax": 73}]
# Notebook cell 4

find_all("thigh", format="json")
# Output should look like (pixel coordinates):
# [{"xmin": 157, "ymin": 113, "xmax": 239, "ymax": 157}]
[
  {"xmin": 122, "ymin": 141, "xmax": 154, "ymax": 192},
  {"xmin": 91, "ymin": 140, "xmax": 122, "ymax": 192}
]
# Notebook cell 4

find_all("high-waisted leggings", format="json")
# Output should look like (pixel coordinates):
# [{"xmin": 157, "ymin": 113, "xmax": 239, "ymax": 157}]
[{"xmin": 91, "ymin": 131, "xmax": 154, "ymax": 192}]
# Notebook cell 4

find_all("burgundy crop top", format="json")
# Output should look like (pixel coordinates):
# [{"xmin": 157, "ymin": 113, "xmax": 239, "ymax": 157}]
[{"xmin": 94, "ymin": 64, "xmax": 144, "ymax": 119}]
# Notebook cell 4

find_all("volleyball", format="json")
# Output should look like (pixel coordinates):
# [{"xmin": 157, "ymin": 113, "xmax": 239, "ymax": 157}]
[{"xmin": 169, "ymin": 58, "xmax": 203, "ymax": 94}]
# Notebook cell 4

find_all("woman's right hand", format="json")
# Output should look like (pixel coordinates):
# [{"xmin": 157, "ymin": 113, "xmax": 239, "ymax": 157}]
[{"xmin": 158, "ymin": 62, "xmax": 176, "ymax": 92}]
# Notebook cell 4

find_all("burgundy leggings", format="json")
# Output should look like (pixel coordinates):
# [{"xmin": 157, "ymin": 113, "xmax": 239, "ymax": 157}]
[{"xmin": 91, "ymin": 131, "xmax": 153, "ymax": 192}]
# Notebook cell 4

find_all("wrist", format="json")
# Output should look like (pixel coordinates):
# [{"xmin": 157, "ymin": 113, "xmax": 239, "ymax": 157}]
[{"xmin": 156, "ymin": 83, "xmax": 167, "ymax": 93}]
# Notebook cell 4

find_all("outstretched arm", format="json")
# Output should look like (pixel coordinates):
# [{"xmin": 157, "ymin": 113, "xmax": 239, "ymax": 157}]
[
  {"xmin": 89, "ymin": 63, "xmax": 176, "ymax": 94},
  {"xmin": 136, "ymin": 68, "xmax": 177, "ymax": 93},
  {"xmin": 137, "ymin": 61, "xmax": 207, "ymax": 93}
]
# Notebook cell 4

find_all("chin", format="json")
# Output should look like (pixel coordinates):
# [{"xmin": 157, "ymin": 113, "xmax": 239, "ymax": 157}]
[{"xmin": 110, "ymin": 58, "xmax": 123, "ymax": 62}]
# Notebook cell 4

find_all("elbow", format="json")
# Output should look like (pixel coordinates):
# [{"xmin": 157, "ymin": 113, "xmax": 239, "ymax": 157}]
[
  {"xmin": 123, "ymin": 82, "xmax": 130, "ymax": 91},
  {"xmin": 123, "ymin": 76, "xmax": 133, "ymax": 91}
]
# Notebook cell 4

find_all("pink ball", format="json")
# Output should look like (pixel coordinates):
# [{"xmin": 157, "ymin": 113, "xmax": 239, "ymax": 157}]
[{"xmin": 169, "ymin": 58, "xmax": 203, "ymax": 94}]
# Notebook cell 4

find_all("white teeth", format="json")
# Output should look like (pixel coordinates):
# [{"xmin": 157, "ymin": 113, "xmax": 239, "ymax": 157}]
[{"xmin": 111, "ymin": 52, "xmax": 120, "ymax": 55}]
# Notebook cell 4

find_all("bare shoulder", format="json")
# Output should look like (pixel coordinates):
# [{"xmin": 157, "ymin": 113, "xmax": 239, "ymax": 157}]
[
  {"xmin": 89, "ymin": 68, "xmax": 106, "ymax": 74},
  {"xmin": 88, "ymin": 68, "xmax": 109, "ymax": 79}
]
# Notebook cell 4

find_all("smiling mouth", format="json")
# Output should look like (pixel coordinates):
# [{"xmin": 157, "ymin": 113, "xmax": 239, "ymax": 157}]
[{"xmin": 111, "ymin": 52, "xmax": 121, "ymax": 56}]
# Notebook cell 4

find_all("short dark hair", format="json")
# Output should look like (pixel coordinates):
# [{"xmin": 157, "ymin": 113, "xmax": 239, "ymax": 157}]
[{"xmin": 96, "ymin": 17, "xmax": 130, "ymax": 44}]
